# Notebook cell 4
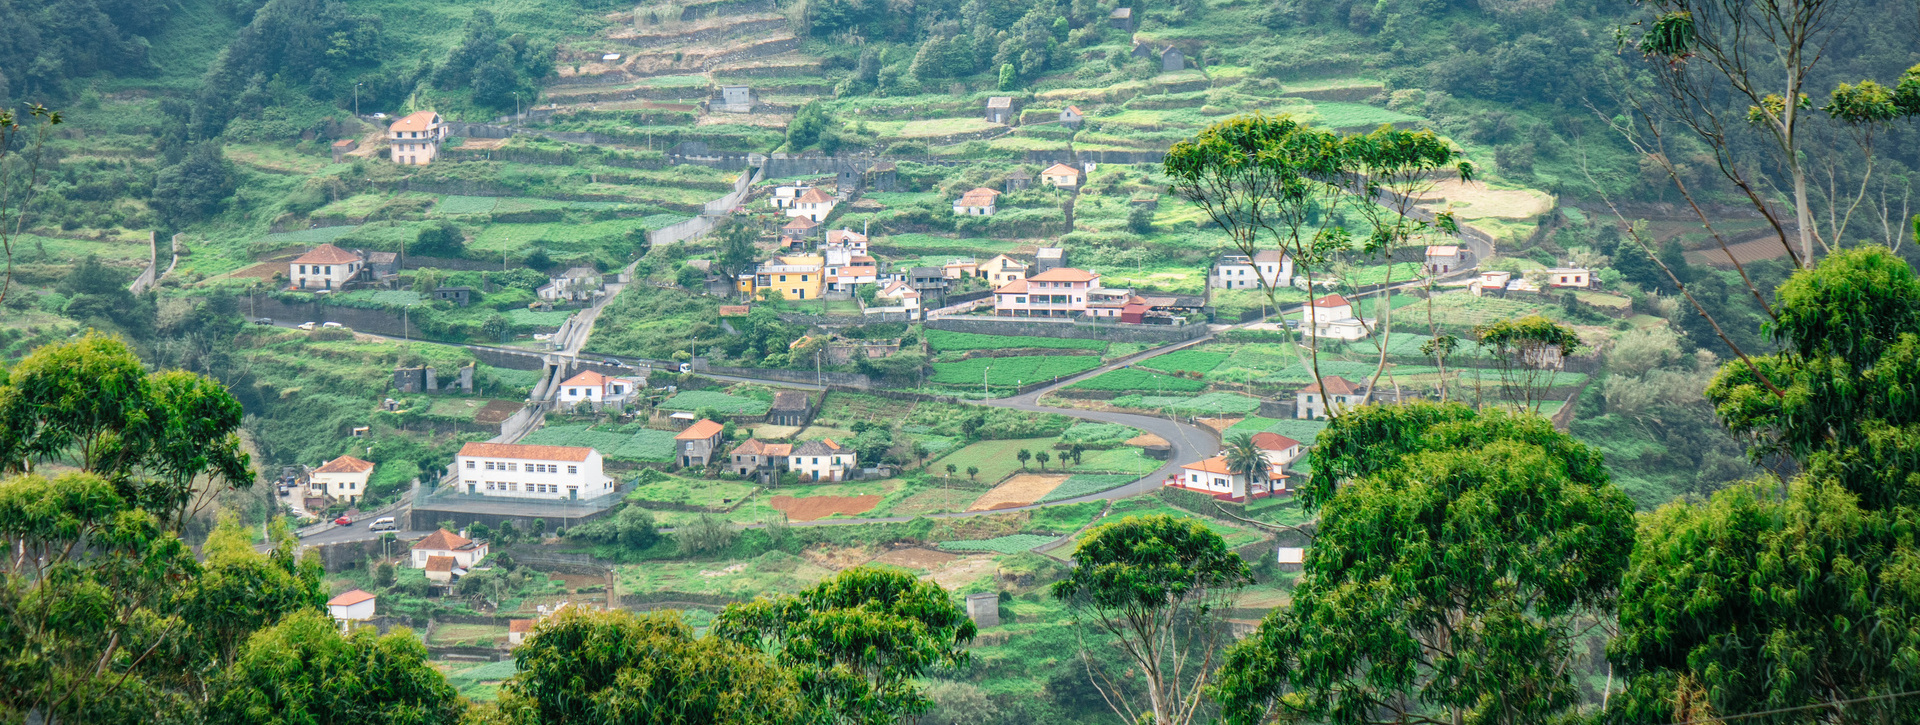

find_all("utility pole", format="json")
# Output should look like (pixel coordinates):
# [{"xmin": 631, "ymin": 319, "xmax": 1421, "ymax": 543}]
[
  {"xmin": 355, "ymin": 82, "xmax": 363, "ymax": 117},
  {"xmin": 983, "ymin": 365, "xmax": 991, "ymax": 397}
]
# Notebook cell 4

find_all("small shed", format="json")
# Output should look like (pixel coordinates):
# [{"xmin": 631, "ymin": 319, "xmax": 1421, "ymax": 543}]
[
  {"xmin": 509, "ymin": 619, "xmax": 534, "ymax": 645},
  {"xmin": 1060, "ymin": 105, "xmax": 1084, "ymax": 128},
  {"xmin": 985, "ymin": 96, "xmax": 1016, "ymax": 124},
  {"xmin": 327, "ymin": 589, "xmax": 377, "ymax": 632},
  {"xmin": 720, "ymin": 85, "xmax": 752, "ymax": 110},
  {"xmin": 330, "ymin": 138, "xmax": 359, "ymax": 163},
  {"xmin": 1110, "ymin": 6, "xmax": 1133, "ymax": 31},
  {"xmin": 1120, "ymin": 301, "xmax": 1149, "ymax": 324},
  {"xmin": 434, "ymin": 286, "xmax": 472, "ymax": 306},
  {"xmin": 1035, "ymin": 247, "xmax": 1065, "ymax": 273},
  {"xmin": 964, "ymin": 592, "xmax": 1001, "ymax": 628},
  {"xmin": 1161, "ymin": 46, "xmax": 1187, "ymax": 72},
  {"xmin": 1004, "ymin": 168, "xmax": 1033, "ymax": 191},
  {"xmin": 1276, "ymin": 547, "xmax": 1305, "ymax": 571}
]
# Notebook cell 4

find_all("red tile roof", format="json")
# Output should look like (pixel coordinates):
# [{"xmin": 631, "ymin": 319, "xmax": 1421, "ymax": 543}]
[
  {"xmin": 827, "ymin": 229, "xmax": 867, "ymax": 244},
  {"xmin": 411, "ymin": 529, "xmax": 475, "ymax": 552},
  {"xmin": 509, "ymin": 619, "xmax": 535, "ymax": 633},
  {"xmin": 1426, "ymin": 245, "xmax": 1460, "ymax": 256},
  {"xmin": 1251, "ymin": 432, "xmax": 1301, "ymax": 450},
  {"xmin": 388, "ymin": 111, "xmax": 442, "ymax": 133},
  {"xmin": 293, "ymin": 243, "xmax": 362, "ymax": 265},
  {"xmin": 1183, "ymin": 456, "xmax": 1236, "ymax": 475},
  {"xmin": 1310, "ymin": 294, "xmax": 1352, "ymax": 308},
  {"xmin": 1300, "ymin": 376, "xmax": 1361, "ymax": 396},
  {"xmin": 424, "ymin": 555, "xmax": 456, "ymax": 573},
  {"xmin": 996, "ymin": 279, "xmax": 1030, "ymax": 294},
  {"xmin": 457, "ymin": 442, "xmax": 594, "ymax": 462},
  {"xmin": 559, "ymin": 370, "xmax": 609, "ymax": 388},
  {"xmin": 1043, "ymin": 163, "xmax": 1080, "ymax": 178},
  {"xmin": 676, "ymin": 419, "xmax": 724, "ymax": 440},
  {"xmin": 719, "ymin": 305, "xmax": 750, "ymax": 317},
  {"xmin": 315, "ymin": 455, "xmax": 375, "ymax": 474},
  {"xmin": 795, "ymin": 188, "xmax": 834, "ymax": 204},
  {"xmin": 958, "ymin": 187, "xmax": 1001, "ymax": 205},
  {"xmin": 1029, "ymin": 267, "xmax": 1099, "ymax": 283},
  {"xmin": 783, "ymin": 216, "xmax": 818, "ymax": 229},
  {"xmin": 327, "ymin": 589, "xmax": 376, "ymax": 607}
]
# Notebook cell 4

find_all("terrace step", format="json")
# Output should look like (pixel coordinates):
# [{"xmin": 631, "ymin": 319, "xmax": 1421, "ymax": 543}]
[{"xmin": 606, "ymin": 15, "xmax": 787, "ymax": 50}]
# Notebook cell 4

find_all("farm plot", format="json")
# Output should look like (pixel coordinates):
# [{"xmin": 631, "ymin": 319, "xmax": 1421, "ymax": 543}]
[
  {"xmin": 1069, "ymin": 368, "xmax": 1208, "ymax": 392},
  {"xmin": 1111, "ymin": 392, "xmax": 1263, "ymax": 415},
  {"xmin": 771, "ymin": 494, "xmax": 882, "ymax": 521},
  {"xmin": 519, "ymin": 424, "xmax": 678, "ymax": 462},
  {"xmin": 1228, "ymin": 417, "xmax": 1330, "ymax": 445},
  {"xmin": 660, "ymin": 390, "xmax": 771, "ymax": 415},
  {"xmin": 1069, "ymin": 447, "xmax": 1163, "ymax": 475},
  {"xmin": 626, "ymin": 475, "xmax": 757, "ymax": 509},
  {"xmin": 814, "ymin": 392, "xmax": 915, "ymax": 427},
  {"xmin": 925, "ymin": 329, "xmax": 1107, "ymax": 353},
  {"xmin": 967, "ymin": 474, "xmax": 1068, "ymax": 511},
  {"xmin": 929, "ymin": 356, "xmax": 1102, "ymax": 388},
  {"xmin": 1059, "ymin": 422, "xmax": 1138, "ymax": 446},
  {"xmin": 939, "ymin": 437, "xmax": 1062, "ymax": 486},
  {"xmin": 1140, "ymin": 349, "xmax": 1227, "ymax": 374},
  {"xmin": 1039, "ymin": 474, "xmax": 1139, "ymax": 502},
  {"xmin": 938, "ymin": 534, "xmax": 1058, "ymax": 554}
]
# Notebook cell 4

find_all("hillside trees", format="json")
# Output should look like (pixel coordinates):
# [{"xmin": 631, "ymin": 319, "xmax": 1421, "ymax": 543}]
[
  {"xmin": 713, "ymin": 566, "xmax": 977, "ymax": 725},
  {"xmin": 196, "ymin": 0, "xmax": 381, "ymax": 132},
  {"xmin": 0, "ymin": 0, "xmax": 168, "ymax": 100},
  {"xmin": 150, "ymin": 143, "xmax": 237, "ymax": 226},
  {"xmin": 1214, "ymin": 403, "xmax": 1635, "ymax": 725},
  {"xmin": 1053, "ymin": 514, "xmax": 1252, "ymax": 725},
  {"xmin": 208, "ymin": 610, "xmax": 463, "ymax": 725},
  {"xmin": 0, "ymin": 104, "xmax": 61, "ymax": 306},
  {"xmin": 433, "ymin": 10, "xmax": 554, "ymax": 112}
]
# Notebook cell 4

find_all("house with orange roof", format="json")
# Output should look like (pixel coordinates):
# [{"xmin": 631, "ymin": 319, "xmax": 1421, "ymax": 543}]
[
  {"xmin": 508, "ymin": 618, "xmax": 536, "ymax": 646},
  {"xmin": 1169, "ymin": 455, "xmax": 1284, "ymax": 502},
  {"xmin": 410, "ymin": 528, "xmax": 489, "ymax": 569},
  {"xmin": 789, "ymin": 438, "xmax": 855, "ymax": 482},
  {"xmin": 454, "ymin": 441, "xmax": 611, "ymax": 499},
  {"xmin": 993, "ymin": 267, "xmax": 1101, "ymax": 318},
  {"xmin": 825, "ymin": 228, "xmax": 868, "ymax": 253},
  {"xmin": 1297, "ymin": 375, "xmax": 1367, "ymax": 419},
  {"xmin": 1299, "ymin": 293, "xmax": 1370, "ymax": 341},
  {"xmin": 311, "ymin": 455, "xmax": 375, "ymax": 503},
  {"xmin": 953, "ymin": 187, "xmax": 1000, "ymax": 216},
  {"xmin": 387, "ymin": 111, "xmax": 446, "ymax": 165},
  {"xmin": 871, "ymin": 279, "xmax": 922, "ymax": 318},
  {"xmin": 789, "ymin": 187, "xmax": 837, "ymax": 222},
  {"xmin": 1061, "ymin": 105, "xmax": 1084, "ymax": 127},
  {"xmin": 1041, "ymin": 163, "xmax": 1081, "ymax": 188},
  {"xmin": 423, "ymin": 554, "xmax": 463, "ymax": 584},
  {"xmin": 675, "ymin": 419, "xmax": 726, "ymax": 467},
  {"xmin": 327, "ymin": 589, "xmax": 377, "ymax": 632},
  {"xmin": 729, "ymin": 438, "xmax": 794, "ymax": 481},
  {"xmin": 290, "ymin": 243, "xmax": 365, "ymax": 291},
  {"xmin": 556, "ymin": 369, "xmax": 643, "ymax": 407}
]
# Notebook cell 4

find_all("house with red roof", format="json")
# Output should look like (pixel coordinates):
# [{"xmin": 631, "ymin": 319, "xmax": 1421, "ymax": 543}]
[
  {"xmin": 556, "ymin": 369, "xmax": 643, "ymax": 407},
  {"xmin": 310, "ymin": 455, "xmax": 374, "ymax": 503},
  {"xmin": 1061, "ymin": 105, "xmax": 1084, "ymax": 127},
  {"xmin": 410, "ymin": 528, "xmax": 488, "ymax": 569},
  {"xmin": 1169, "ymin": 455, "xmax": 1286, "ymax": 502},
  {"xmin": 789, "ymin": 187, "xmax": 838, "ymax": 222},
  {"xmin": 789, "ymin": 438, "xmax": 855, "ymax": 482},
  {"xmin": 290, "ymin": 243, "xmax": 365, "ymax": 291},
  {"xmin": 387, "ymin": 110, "xmax": 446, "ymax": 166},
  {"xmin": 454, "ymin": 442, "xmax": 611, "ymax": 499},
  {"xmin": 1297, "ymin": 375, "xmax": 1367, "ymax": 419},
  {"xmin": 1041, "ymin": 163, "xmax": 1081, "ymax": 188},
  {"xmin": 1299, "ymin": 293, "xmax": 1371, "ymax": 341},
  {"xmin": 675, "ymin": 419, "xmax": 725, "ymax": 467},
  {"xmin": 327, "ymin": 589, "xmax": 377, "ymax": 631},
  {"xmin": 993, "ymin": 267, "xmax": 1101, "ymax": 318},
  {"xmin": 953, "ymin": 187, "xmax": 1001, "ymax": 216}
]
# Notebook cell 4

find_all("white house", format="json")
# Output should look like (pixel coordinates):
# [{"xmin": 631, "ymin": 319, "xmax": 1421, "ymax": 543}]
[
  {"xmin": 953, "ymin": 187, "xmax": 1000, "ymax": 216},
  {"xmin": 1250, "ymin": 432, "xmax": 1304, "ymax": 469},
  {"xmin": 556, "ymin": 369, "xmax": 642, "ymax": 406},
  {"xmin": 1546, "ymin": 267, "xmax": 1594, "ymax": 289},
  {"xmin": 770, "ymin": 185, "xmax": 813, "ymax": 209},
  {"xmin": 1169, "ymin": 456, "xmax": 1283, "ymax": 502},
  {"xmin": 1425, "ymin": 245, "xmax": 1469, "ymax": 274},
  {"xmin": 1060, "ymin": 105, "xmax": 1084, "ymax": 127},
  {"xmin": 539, "ymin": 267, "xmax": 603, "ymax": 302},
  {"xmin": 509, "ymin": 619, "xmax": 535, "ymax": 645},
  {"xmin": 290, "ymin": 243, "xmax": 363, "ymax": 292},
  {"xmin": 825, "ymin": 228, "xmax": 869, "ymax": 254},
  {"xmin": 327, "ymin": 589, "xmax": 377, "ymax": 632},
  {"xmin": 1209, "ymin": 250, "xmax": 1292, "ymax": 290},
  {"xmin": 1299, "ymin": 293, "xmax": 1371, "ymax": 341},
  {"xmin": 789, "ymin": 188, "xmax": 837, "ymax": 222},
  {"xmin": 790, "ymin": 438, "xmax": 855, "ymax": 482},
  {"xmin": 874, "ymin": 279, "xmax": 922, "ymax": 314},
  {"xmin": 455, "ymin": 442, "xmax": 613, "ymax": 500},
  {"xmin": 1297, "ymin": 375, "xmax": 1366, "ymax": 419},
  {"xmin": 410, "ymin": 528, "xmax": 488, "ymax": 569},
  {"xmin": 387, "ymin": 111, "xmax": 446, "ymax": 166},
  {"xmin": 310, "ymin": 455, "xmax": 374, "ymax": 503},
  {"xmin": 1040, "ymin": 163, "xmax": 1081, "ymax": 188}
]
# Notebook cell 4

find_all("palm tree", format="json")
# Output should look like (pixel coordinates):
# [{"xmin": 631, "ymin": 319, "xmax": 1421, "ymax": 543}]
[
  {"xmin": 1036, "ymin": 451, "xmax": 1051, "ymax": 470},
  {"xmin": 1017, "ymin": 448, "xmax": 1032, "ymax": 469},
  {"xmin": 945, "ymin": 463, "xmax": 958, "ymax": 479},
  {"xmin": 967, "ymin": 466, "xmax": 979, "ymax": 481},
  {"xmin": 1223, "ymin": 432, "xmax": 1268, "ymax": 499}
]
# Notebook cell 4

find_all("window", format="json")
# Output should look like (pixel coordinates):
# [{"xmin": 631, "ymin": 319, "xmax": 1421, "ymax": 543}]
[
  {"xmin": 568, "ymin": 465, "xmax": 578, "ymax": 474},
  {"xmin": 485, "ymin": 461, "xmax": 496, "ymax": 470},
  {"xmin": 465, "ymin": 461, "xmax": 475, "ymax": 469},
  {"xmin": 780, "ymin": 275, "xmax": 788, "ymax": 282},
  {"xmin": 812, "ymin": 458, "xmax": 820, "ymax": 464},
  {"xmin": 508, "ymin": 463, "xmax": 518, "ymax": 472}
]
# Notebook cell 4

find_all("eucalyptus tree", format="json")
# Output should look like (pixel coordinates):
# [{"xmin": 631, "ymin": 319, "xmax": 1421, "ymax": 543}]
[
  {"xmin": 1341, "ymin": 126, "xmax": 1471, "ymax": 398},
  {"xmin": 208, "ymin": 611, "xmax": 463, "ymax": 725},
  {"xmin": 1052, "ymin": 514, "xmax": 1252, "ymax": 725},
  {"xmin": 1165, "ymin": 113, "xmax": 1350, "ymax": 392},
  {"xmin": 1472, "ymin": 315, "xmax": 1583, "ymax": 413},
  {"xmin": 0, "ymin": 104, "xmax": 61, "ymax": 306},
  {"xmin": 1211, "ymin": 403, "xmax": 1634, "ymax": 725}
]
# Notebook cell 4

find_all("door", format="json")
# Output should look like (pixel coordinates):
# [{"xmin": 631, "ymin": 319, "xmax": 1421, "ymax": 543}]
[
  {"xmin": 467, "ymin": 483, "xmax": 475, "ymax": 494},
  {"xmin": 569, "ymin": 487, "xmax": 578, "ymax": 500}
]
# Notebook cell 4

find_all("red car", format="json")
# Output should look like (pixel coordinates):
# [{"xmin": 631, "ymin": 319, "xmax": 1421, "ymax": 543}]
[{"xmin": 334, "ymin": 516, "xmax": 353, "ymax": 526}]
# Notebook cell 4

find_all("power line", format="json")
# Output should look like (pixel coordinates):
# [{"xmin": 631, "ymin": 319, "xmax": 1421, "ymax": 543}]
[{"xmin": 1664, "ymin": 689, "xmax": 1920, "ymax": 725}]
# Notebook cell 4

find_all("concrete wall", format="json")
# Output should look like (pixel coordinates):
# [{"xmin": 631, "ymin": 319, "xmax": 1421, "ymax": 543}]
[
  {"xmin": 926, "ymin": 317, "xmax": 1208, "ymax": 344},
  {"xmin": 408, "ymin": 503, "xmax": 618, "ymax": 533},
  {"xmin": 694, "ymin": 359, "xmax": 872, "ymax": 387}
]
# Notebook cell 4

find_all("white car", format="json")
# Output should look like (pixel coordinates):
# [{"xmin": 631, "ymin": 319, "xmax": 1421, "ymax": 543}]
[
  {"xmin": 296, "ymin": 322, "xmax": 318, "ymax": 331},
  {"xmin": 322, "ymin": 322, "xmax": 345, "ymax": 329}
]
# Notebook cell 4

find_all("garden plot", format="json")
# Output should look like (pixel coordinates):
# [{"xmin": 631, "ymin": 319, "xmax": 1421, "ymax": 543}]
[
  {"xmin": 1140, "ymin": 349, "xmax": 1227, "ymax": 374},
  {"xmin": 1069, "ymin": 367, "xmax": 1207, "ymax": 392},
  {"xmin": 925, "ymin": 330, "xmax": 1107, "ymax": 353},
  {"xmin": 938, "ymin": 534, "xmax": 1058, "ymax": 554},
  {"xmin": 1228, "ymin": 417, "xmax": 1330, "ymax": 445},
  {"xmin": 1039, "ymin": 474, "xmax": 1139, "ymax": 503},
  {"xmin": 929, "ymin": 356, "xmax": 1102, "ymax": 389},
  {"xmin": 627, "ymin": 474, "xmax": 757, "ymax": 509},
  {"xmin": 771, "ymin": 494, "xmax": 881, "ymax": 521},
  {"xmin": 967, "ymin": 474, "xmax": 1069, "ymax": 511},
  {"xmin": 1111, "ymin": 392, "xmax": 1263, "ymax": 415},
  {"xmin": 939, "ymin": 437, "xmax": 1062, "ymax": 486},
  {"xmin": 661, "ymin": 390, "xmax": 771, "ymax": 415},
  {"xmin": 520, "ymin": 424, "xmax": 678, "ymax": 462},
  {"xmin": 1068, "ymin": 447, "xmax": 1163, "ymax": 475}
]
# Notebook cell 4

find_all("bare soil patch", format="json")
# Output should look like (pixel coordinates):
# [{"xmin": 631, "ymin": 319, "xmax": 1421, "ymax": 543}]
[
  {"xmin": 925, "ymin": 554, "xmax": 998, "ymax": 590},
  {"xmin": 1413, "ymin": 179, "xmax": 1554, "ymax": 220},
  {"xmin": 1125, "ymin": 432, "xmax": 1169, "ymax": 448},
  {"xmin": 460, "ymin": 137, "xmax": 509, "ymax": 150},
  {"xmin": 967, "ymin": 474, "xmax": 1069, "ymax": 511},
  {"xmin": 225, "ymin": 262, "xmax": 283, "ymax": 281},
  {"xmin": 772, "ymin": 494, "xmax": 881, "ymax": 521},
  {"xmin": 802, "ymin": 544, "xmax": 873, "ymax": 570},
  {"xmin": 870, "ymin": 546, "xmax": 958, "ymax": 570},
  {"xmin": 1196, "ymin": 417, "xmax": 1241, "ymax": 435},
  {"xmin": 889, "ymin": 488, "xmax": 979, "ymax": 516},
  {"xmin": 475, "ymin": 400, "xmax": 523, "ymax": 425}
]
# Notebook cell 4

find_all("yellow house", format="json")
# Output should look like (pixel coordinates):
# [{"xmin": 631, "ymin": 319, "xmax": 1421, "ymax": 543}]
[
  {"xmin": 979, "ymin": 254, "xmax": 1030, "ymax": 286},
  {"xmin": 755, "ymin": 254, "xmax": 825, "ymax": 301}
]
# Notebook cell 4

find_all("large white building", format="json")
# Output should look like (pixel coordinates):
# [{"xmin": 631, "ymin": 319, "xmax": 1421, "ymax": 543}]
[
  {"xmin": 454, "ymin": 442, "xmax": 612, "ymax": 500},
  {"xmin": 1210, "ymin": 250, "xmax": 1292, "ymax": 291}
]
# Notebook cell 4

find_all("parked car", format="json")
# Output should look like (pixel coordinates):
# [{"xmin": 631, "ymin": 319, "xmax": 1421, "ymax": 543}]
[
  {"xmin": 333, "ymin": 516, "xmax": 353, "ymax": 526},
  {"xmin": 296, "ymin": 322, "xmax": 318, "ymax": 331},
  {"xmin": 321, "ymin": 322, "xmax": 344, "ymax": 329},
  {"xmin": 677, "ymin": 363, "xmax": 693, "ymax": 373},
  {"xmin": 368, "ymin": 516, "xmax": 397, "ymax": 532},
  {"xmin": 252, "ymin": 317, "xmax": 274, "ymax": 326}
]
